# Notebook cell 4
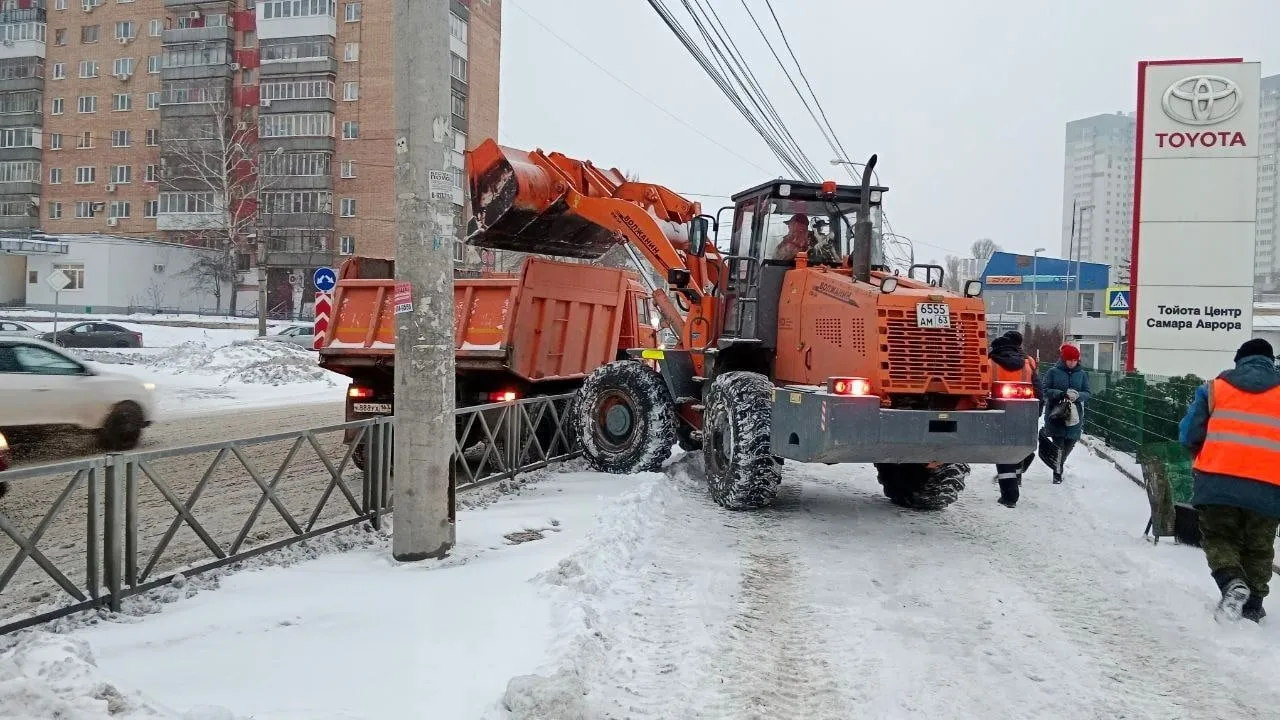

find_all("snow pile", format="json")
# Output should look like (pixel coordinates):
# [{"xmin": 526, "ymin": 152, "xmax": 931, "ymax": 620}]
[
  {"xmin": 85, "ymin": 340, "xmax": 340, "ymax": 387},
  {"xmin": 0, "ymin": 633, "xmax": 241, "ymax": 720}
]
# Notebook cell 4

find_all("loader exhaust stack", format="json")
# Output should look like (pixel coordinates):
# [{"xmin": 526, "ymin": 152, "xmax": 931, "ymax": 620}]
[{"xmin": 852, "ymin": 153, "xmax": 878, "ymax": 284}]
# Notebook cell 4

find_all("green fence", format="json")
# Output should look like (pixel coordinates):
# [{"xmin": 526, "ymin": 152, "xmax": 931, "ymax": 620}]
[{"xmin": 1075, "ymin": 368, "xmax": 1205, "ymax": 540}]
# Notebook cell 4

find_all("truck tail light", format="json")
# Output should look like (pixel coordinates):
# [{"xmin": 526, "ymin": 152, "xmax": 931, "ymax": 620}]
[
  {"xmin": 348, "ymin": 386, "xmax": 374, "ymax": 400},
  {"xmin": 828, "ymin": 377, "xmax": 873, "ymax": 396},
  {"xmin": 993, "ymin": 382, "xmax": 1036, "ymax": 400},
  {"xmin": 489, "ymin": 391, "xmax": 518, "ymax": 403}
]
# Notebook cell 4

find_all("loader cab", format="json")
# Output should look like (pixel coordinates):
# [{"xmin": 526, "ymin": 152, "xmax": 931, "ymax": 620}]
[{"xmin": 720, "ymin": 180, "xmax": 887, "ymax": 347}]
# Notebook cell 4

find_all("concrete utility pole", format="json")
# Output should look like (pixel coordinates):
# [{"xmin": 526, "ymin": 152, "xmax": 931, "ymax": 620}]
[
  {"xmin": 256, "ymin": 239, "xmax": 268, "ymax": 336},
  {"xmin": 391, "ymin": 0, "xmax": 456, "ymax": 561}
]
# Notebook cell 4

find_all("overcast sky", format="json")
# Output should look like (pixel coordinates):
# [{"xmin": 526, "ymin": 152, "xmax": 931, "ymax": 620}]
[{"xmin": 496, "ymin": 0, "xmax": 1280, "ymax": 262}]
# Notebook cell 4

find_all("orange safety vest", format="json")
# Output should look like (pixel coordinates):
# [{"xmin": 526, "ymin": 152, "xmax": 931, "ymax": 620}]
[
  {"xmin": 992, "ymin": 357, "xmax": 1034, "ymax": 384},
  {"xmin": 1193, "ymin": 378, "xmax": 1280, "ymax": 485}
]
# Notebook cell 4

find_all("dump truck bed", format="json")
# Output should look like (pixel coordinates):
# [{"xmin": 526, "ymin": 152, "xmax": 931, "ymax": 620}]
[{"xmin": 318, "ymin": 256, "xmax": 650, "ymax": 383}]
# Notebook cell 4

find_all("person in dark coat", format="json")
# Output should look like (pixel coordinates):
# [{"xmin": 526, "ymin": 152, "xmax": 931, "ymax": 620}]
[
  {"xmin": 1043, "ymin": 343, "xmax": 1091, "ymax": 484},
  {"xmin": 1179, "ymin": 338, "xmax": 1280, "ymax": 623},
  {"xmin": 989, "ymin": 335, "xmax": 1044, "ymax": 507}
]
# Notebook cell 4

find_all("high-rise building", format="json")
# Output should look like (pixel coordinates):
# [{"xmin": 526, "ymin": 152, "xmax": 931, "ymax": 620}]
[
  {"xmin": 1059, "ymin": 112, "xmax": 1135, "ymax": 283},
  {"xmin": 1255, "ymin": 74, "xmax": 1280, "ymax": 286},
  {"xmin": 0, "ymin": 0, "xmax": 500, "ymax": 315}
]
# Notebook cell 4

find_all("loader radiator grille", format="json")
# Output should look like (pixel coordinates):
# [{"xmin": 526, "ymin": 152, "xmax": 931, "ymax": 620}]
[
  {"xmin": 880, "ymin": 308, "xmax": 988, "ymax": 393},
  {"xmin": 812, "ymin": 317, "xmax": 867, "ymax": 354}
]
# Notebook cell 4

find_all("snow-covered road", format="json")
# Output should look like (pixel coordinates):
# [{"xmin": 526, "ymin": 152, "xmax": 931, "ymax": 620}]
[{"xmin": 8, "ymin": 444, "xmax": 1280, "ymax": 719}]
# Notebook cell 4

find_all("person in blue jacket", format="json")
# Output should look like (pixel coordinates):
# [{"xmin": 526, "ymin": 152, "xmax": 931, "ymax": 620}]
[{"xmin": 1043, "ymin": 343, "xmax": 1092, "ymax": 483}]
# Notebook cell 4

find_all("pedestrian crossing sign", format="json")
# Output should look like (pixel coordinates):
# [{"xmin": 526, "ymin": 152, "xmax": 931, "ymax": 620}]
[{"xmin": 1106, "ymin": 287, "xmax": 1130, "ymax": 316}]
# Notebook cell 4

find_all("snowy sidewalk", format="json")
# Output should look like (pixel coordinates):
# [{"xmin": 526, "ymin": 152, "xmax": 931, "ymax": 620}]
[{"xmin": 6, "ymin": 447, "xmax": 1280, "ymax": 719}]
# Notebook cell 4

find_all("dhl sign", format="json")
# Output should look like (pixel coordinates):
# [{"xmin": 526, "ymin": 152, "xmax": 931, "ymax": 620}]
[{"xmin": 985, "ymin": 275, "xmax": 1022, "ymax": 286}]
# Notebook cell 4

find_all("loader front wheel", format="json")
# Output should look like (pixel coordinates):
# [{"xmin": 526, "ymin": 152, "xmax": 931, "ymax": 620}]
[
  {"xmin": 875, "ymin": 462, "xmax": 968, "ymax": 510},
  {"xmin": 575, "ymin": 361, "xmax": 676, "ymax": 474},
  {"xmin": 703, "ymin": 372, "xmax": 781, "ymax": 510}
]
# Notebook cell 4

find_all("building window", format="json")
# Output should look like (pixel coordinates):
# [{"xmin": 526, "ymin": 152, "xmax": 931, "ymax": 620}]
[
  {"xmin": 81, "ymin": 25, "xmax": 99, "ymax": 44},
  {"xmin": 259, "ymin": 77, "xmax": 333, "ymax": 101},
  {"xmin": 109, "ymin": 200, "xmax": 130, "ymax": 218},
  {"xmin": 27, "ymin": 270, "xmax": 36, "ymax": 284},
  {"xmin": 261, "ymin": 0, "xmax": 337, "ymax": 20},
  {"xmin": 50, "ymin": 97, "xmax": 64, "ymax": 115},
  {"xmin": 1079, "ymin": 294, "xmax": 1096, "ymax": 313},
  {"xmin": 74, "ymin": 201, "xmax": 94, "ymax": 219},
  {"xmin": 339, "ymin": 235, "xmax": 355, "ymax": 254},
  {"xmin": 49, "ymin": 167, "xmax": 62, "ymax": 184},
  {"xmin": 110, "ymin": 164, "xmax": 131, "ymax": 184},
  {"xmin": 344, "ymin": 1, "xmax": 360, "ymax": 21},
  {"xmin": 148, "ymin": 18, "xmax": 161, "ymax": 36},
  {"xmin": 51, "ymin": 63, "xmax": 65, "ymax": 80},
  {"xmin": 54, "ymin": 264, "xmax": 85, "ymax": 289},
  {"xmin": 0, "ymin": 22, "xmax": 45, "ymax": 43},
  {"xmin": 341, "ymin": 120, "xmax": 358, "ymax": 139},
  {"xmin": 54, "ymin": 28, "xmax": 66, "ymax": 45},
  {"xmin": 48, "ymin": 201, "xmax": 62, "ymax": 219},
  {"xmin": 258, "ymin": 151, "xmax": 330, "ymax": 176},
  {"xmin": 450, "ymin": 89, "xmax": 465, "ymax": 119},
  {"xmin": 146, "ymin": 91, "xmax": 159, "ymax": 110},
  {"xmin": 259, "ymin": 190, "xmax": 331, "ymax": 213},
  {"xmin": 114, "ymin": 20, "xmax": 135, "ymax": 40},
  {"xmin": 112, "ymin": 93, "xmax": 131, "ymax": 111},
  {"xmin": 343, "ymin": 42, "xmax": 358, "ymax": 62},
  {"xmin": 453, "ymin": 239, "xmax": 465, "ymax": 263},
  {"xmin": 339, "ymin": 197, "xmax": 355, "ymax": 217},
  {"xmin": 0, "ymin": 128, "xmax": 36, "ymax": 148},
  {"xmin": 450, "ymin": 53, "xmax": 466, "ymax": 82},
  {"xmin": 110, "ymin": 129, "xmax": 130, "ymax": 147},
  {"xmin": 144, "ymin": 164, "xmax": 158, "ymax": 182},
  {"xmin": 49, "ymin": 133, "xmax": 62, "ymax": 150},
  {"xmin": 449, "ymin": 13, "xmax": 466, "ymax": 42},
  {"xmin": 259, "ymin": 38, "xmax": 332, "ymax": 63},
  {"xmin": 158, "ymin": 191, "xmax": 217, "ymax": 213},
  {"xmin": 259, "ymin": 112, "xmax": 334, "ymax": 138},
  {"xmin": 77, "ymin": 131, "xmax": 91, "ymax": 148},
  {"xmin": 163, "ymin": 42, "xmax": 227, "ymax": 69},
  {"xmin": 343, "ymin": 81, "xmax": 358, "ymax": 101},
  {"xmin": 55, "ymin": 0, "xmax": 65, "ymax": 10},
  {"xmin": 112, "ymin": 57, "xmax": 135, "ymax": 77},
  {"xmin": 77, "ymin": 95, "xmax": 96, "ymax": 113},
  {"xmin": 340, "ymin": 159, "xmax": 355, "ymax": 178},
  {"xmin": 0, "ymin": 90, "xmax": 40, "ymax": 115},
  {"xmin": 0, "ymin": 161, "xmax": 40, "ymax": 183},
  {"xmin": 147, "ymin": 55, "xmax": 160, "ymax": 73},
  {"xmin": 78, "ymin": 60, "xmax": 97, "ymax": 78},
  {"xmin": 75, "ymin": 166, "xmax": 95, "ymax": 184},
  {"xmin": 145, "ymin": 128, "xmax": 158, "ymax": 146},
  {"xmin": 144, "ymin": 199, "xmax": 157, "ymax": 217},
  {"xmin": 160, "ymin": 80, "xmax": 228, "ymax": 105}
]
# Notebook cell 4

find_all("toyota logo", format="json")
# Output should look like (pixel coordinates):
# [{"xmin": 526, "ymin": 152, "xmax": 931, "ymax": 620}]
[{"xmin": 1161, "ymin": 75, "xmax": 1243, "ymax": 126}]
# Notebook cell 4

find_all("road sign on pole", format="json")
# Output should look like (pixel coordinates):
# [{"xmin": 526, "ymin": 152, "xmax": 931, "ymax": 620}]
[
  {"xmin": 312, "ymin": 266, "xmax": 337, "ymax": 293},
  {"xmin": 313, "ymin": 292, "xmax": 332, "ymax": 349},
  {"xmin": 47, "ymin": 269, "xmax": 70, "ymax": 341},
  {"xmin": 1106, "ymin": 287, "xmax": 1131, "ymax": 316}
]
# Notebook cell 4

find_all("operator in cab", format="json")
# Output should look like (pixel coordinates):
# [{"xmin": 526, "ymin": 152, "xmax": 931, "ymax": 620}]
[
  {"xmin": 771, "ymin": 213, "xmax": 840, "ymax": 265},
  {"xmin": 989, "ymin": 334, "xmax": 1043, "ymax": 508}
]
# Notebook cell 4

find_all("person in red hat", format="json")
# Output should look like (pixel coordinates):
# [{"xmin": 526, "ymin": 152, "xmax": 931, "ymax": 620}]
[{"xmin": 1042, "ymin": 343, "xmax": 1092, "ymax": 483}]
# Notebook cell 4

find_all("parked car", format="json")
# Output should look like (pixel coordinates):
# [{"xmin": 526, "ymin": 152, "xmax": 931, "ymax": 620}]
[
  {"xmin": 262, "ymin": 324, "xmax": 315, "ymax": 349},
  {"xmin": 0, "ymin": 320, "xmax": 38, "ymax": 338},
  {"xmin": 40, "ymin": 322, "xmax": 143, "ymax": 349},
  {"xmin": 0, "ymin": 338, "xmax": 156, "ymax": 451}
]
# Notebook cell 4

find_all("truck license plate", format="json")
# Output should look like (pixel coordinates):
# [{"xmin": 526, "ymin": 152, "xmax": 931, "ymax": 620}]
[
  {"xmin": 353, "ymin": 402, "xmax": 392, "ymax": 414},
  {"xmin": 916, "ymin": 303, "xmax": 952, "ymax": 328}
]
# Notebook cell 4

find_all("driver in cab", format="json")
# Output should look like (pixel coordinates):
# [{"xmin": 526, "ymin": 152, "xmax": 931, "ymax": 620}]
[{"xmin": 772, "ymin": 213, "xmax": 838, "ymax": 264}]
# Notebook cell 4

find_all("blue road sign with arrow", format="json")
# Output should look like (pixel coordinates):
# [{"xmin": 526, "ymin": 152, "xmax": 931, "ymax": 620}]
[{"xmin": 313, "ymin": 266, "xmax": 337, "ymax": 293}]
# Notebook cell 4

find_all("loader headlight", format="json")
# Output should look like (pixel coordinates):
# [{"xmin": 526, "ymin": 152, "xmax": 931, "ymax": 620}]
[
  {"xmin": 142, "ymin": 382, "xmax": 156, "ymax": 391},
  {"xmin": 879, "ymin": 276, "xmax": 898, "ymax": 294},
  {"xmin": 964, "ymin": 280, "xmax": 983, "ymax": 297}
]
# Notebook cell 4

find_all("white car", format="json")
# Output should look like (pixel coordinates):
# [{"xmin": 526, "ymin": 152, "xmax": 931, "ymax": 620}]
[
  {"xmin": 262, "ymin": 324, "xmax": 315, "ymax": 349},
  {"xmin": 0, "ymin": 337, "xmax": 156, "ymax": 451},
  {"xmin": 0, "ymin": 320, "xmax": 38, "ymax": 338}
]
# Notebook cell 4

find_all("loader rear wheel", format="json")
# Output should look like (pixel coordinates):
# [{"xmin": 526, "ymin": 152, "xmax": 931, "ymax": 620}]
[
  {"xmin": 575, "ymin": 361, "xmax": 676, "ymax": 474},
  {"xmin": 875, "ymin": 462, "xmax": 968, "ymax": 511},
  {"xmin": 703, "ymin": 372, "xmax": 781, "ymax": 510}
]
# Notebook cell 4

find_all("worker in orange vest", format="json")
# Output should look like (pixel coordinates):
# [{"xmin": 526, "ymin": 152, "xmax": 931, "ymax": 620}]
[
  {"xmin": 990, "ymin": 334, "xmax": 1043, "ymax": 508},
  {"xmin": 1179, "ymin": 338, "xmax": 1280, "ymax": 623}
]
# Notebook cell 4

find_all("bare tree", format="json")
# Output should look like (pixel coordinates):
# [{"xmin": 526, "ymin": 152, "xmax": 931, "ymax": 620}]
[
  {"xmin": 181, "ymin": 253, "xmax": 237, "ymax": 312},
  {"xmin": 943, "ymin": 255, "xmax": 963, "ymax": 293},
  {"xmin": 159, "ymin": 98, "xmax": 279, "ymax": 318},
  {"xmin": 970, "ymin": 238, "xmax": 1001, "ymax": 261}
]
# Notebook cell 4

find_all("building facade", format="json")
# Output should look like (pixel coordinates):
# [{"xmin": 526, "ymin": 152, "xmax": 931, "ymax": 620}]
[
  {"xmin": 1060, "ymin": 112, "xmax": 1135, "ymax": 283},
  {"xmin": 1257, "ymin": 73, "xmax": 1280, "ymax": 286},
  {"xmin": 0, "ymin": 0, "xmax": 500, "ymax": 317}
]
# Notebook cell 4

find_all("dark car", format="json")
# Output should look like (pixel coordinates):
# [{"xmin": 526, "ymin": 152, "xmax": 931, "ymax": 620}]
[{"xmin": 40, "ymin": 322, "xmax": 143, "ymax": 349}]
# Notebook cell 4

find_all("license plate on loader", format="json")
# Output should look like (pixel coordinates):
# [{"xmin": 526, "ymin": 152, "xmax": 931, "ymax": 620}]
[{"xmin": 916, "ymin": 303, "xmax": 952, "ymax": 328}]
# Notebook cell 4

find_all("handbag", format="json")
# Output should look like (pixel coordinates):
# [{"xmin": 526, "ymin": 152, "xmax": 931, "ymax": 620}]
[
  {"xmin": 1047, "ymin": 397, "xmax": 1071, "ymax": 423},
  {"xmin": 1037, "ymin": 426, "xmax": 1060, "ymax": 470}
]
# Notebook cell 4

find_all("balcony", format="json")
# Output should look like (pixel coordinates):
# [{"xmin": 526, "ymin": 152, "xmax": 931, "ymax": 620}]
[
  {"xmin": 260, "ymin": 173, "xmax": 332, "ymax": 191},
  {"xmin": 258, "ymin": 56, "xmax": 336, "ymax": 77},
  {"xmin": 155, "ymin": 211, "xmax": 222, "ymax": 231},
  {"xmin": 0, "ymin": 213, "xmax": 35, "ymax": 231},
  {"xmin": 265, "ymin": 247, "xmax": 334, "ymax": 268},
  {"xmin": 259, "ymin": 96, "xmax": 334, "ymax": 115},
  {"xmin": 162, "ymin": 24, "xmax": 232, "ymax": 45},
  {"xmin": 258, "ymin": 136, "xmax": 334, "ymax": 154},
  {"xmin": 0, "ymin": 180, "xmax": 40, "ymax": 197},
  {"xmin": 260, "ymin": 211, "xmax": 334, "ymax": 230},
  {"xmin": 164, "ymin": 0, "xmax": 233, "ymax": 8},
  {"xmin": 160, "ymin": 62, "xmax": 232, "ymax": 82},
  {"xmin": 0, "ymin": 109, "xmax": 39, "ymax": 128},
  {"xmin": 0, "ymin": 8, "xmax": 46, "ymax": 24},
  {"xmin": 257, "ymin": 10, "xmax": 335, "ymax": 40}
]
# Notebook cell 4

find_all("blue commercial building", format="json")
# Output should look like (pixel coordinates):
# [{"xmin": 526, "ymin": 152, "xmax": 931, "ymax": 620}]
[{"xmin": 978, "ymin": 251, "xmax": 1125, "ymax": 371}]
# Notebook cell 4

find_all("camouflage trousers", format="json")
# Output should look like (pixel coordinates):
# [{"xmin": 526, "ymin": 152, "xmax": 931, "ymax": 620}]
[{"xmin": 1198, "ymin": 504, "xmax": 1280, "ymax": 598}]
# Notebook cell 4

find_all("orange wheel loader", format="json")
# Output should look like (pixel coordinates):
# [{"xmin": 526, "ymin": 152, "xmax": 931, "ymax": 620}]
[{"xmin": 464, "ymin": 139, "xmax": 1039, "ymax": 510}]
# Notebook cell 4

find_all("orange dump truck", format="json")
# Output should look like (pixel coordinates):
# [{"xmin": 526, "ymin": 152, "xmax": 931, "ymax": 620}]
[{"xmin": 316, "ymin": 255, "xmax": 659, "ymax": 467}]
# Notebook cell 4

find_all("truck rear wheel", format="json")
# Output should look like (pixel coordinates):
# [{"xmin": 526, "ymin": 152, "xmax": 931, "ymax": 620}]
[
  {"xmin": 575, "ymin": 361, "xmax": 676, "ymax": 474},
  {"xmin": 703, "ymin": 372, "xmax": 780, "ymax": 510},
  {"xmin": 875, "ymin": 462, "xmax": 968, "ymax": 510}
]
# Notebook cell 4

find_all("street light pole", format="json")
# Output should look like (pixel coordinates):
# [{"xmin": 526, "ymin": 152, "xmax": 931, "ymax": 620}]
[{"xmin": 1031, "ymin": 246, "xmax": 1046, "ymax": 316}]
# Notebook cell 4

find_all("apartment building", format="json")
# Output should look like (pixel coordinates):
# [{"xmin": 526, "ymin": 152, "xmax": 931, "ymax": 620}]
[
  {"xmin": 1059, "ymin": 112, "xmax": 1135, "ymax": 283},
  {"xmin": 1256, "ymin": 73, "xmax": 1280, "ymax": 286},
  {"xmin": 0, "ymin": 0, "xmax": 500, "ymax": 316}
]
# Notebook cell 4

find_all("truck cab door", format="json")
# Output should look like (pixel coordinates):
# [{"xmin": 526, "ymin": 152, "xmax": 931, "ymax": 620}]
[{"xmin": 721, "ymin": 196, "xmax": 763, "ymax": 342}]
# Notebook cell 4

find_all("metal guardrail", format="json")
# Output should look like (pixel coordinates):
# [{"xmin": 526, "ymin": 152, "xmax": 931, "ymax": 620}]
[{"xmin": 0, "ymin": 393, "xmax": 578, "ymax": 635}]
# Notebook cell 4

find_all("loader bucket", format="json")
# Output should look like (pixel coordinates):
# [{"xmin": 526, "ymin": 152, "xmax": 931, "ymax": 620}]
[{"xmin": 466, "ymin": 141, "xmax": 625, "ymax": 260}]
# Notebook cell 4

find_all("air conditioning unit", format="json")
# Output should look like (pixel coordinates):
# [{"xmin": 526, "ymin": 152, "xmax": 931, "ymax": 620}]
[
  {"xmin": 188, "ymin": 10, "xmax": 201, "ymax": 19},
  {"xmin": 230, "ymin": 62, "xmax": 241, "ymax": 71},
  {"xmin": 117, "ymin": 73, "xmax": 131, "ymax": 81},
  {"xmin": 118, "ymin": 35, "xmax": 132, "ymax": 44},
  {"xmin": 106, "ymin": 184, "xmax": 116, "ymax": 193},
  {"xmin": 106, "ymin": 217, "xmax": 118, "ymax": 227},
  {"xmin": 236, "ymin": 121, "xmax": 248, "ymax": 131},
  {"xmin": 259, "ymin": 98, "xmax": 271, "ymax": 108},
  {"xmin": 81, "ymin": 1, "xmax": 94, "ymax": 12}
]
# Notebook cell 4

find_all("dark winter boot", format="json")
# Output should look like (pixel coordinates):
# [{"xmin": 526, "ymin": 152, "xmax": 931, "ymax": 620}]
[
  {"xmin": 1052, "ymin": 472, "xmax": 1063, "ymax": 484},
  {"xmin": 997, "ymin": 476, "xmax": 1020, "ymax": 508},
  {"xmin": 1213, "ymin": 571, "xmax": 1251, "ymax": 623},
  {"xmin": 1243, "ymin": 595, "xmax": 1265, "ymax": 623}
]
